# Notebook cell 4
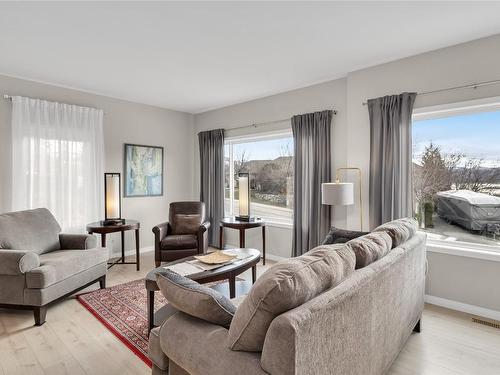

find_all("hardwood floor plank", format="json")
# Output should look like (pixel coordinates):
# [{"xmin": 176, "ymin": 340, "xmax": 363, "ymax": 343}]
[{"xmin": 1, "ymin": 250, "xmax": 500, "ymax": 375}]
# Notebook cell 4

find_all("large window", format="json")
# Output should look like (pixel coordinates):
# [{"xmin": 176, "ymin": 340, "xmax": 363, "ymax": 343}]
[
  {"xmin": 224, "ymin": 132, "xmax": 294, "ymax": 225},
  {"xmin": 412, "ymin": 100, "xmax": 500, "ymax": 249}
]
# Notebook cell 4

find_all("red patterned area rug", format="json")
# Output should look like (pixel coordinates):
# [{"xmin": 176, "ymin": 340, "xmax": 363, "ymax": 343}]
[
  {"xmin": 77, "ymin": 279, "xmax": 163, "ymax": 367},
  {"xmin": 77, "ymin": 278, "xmax": 238, "ymax": 367}
]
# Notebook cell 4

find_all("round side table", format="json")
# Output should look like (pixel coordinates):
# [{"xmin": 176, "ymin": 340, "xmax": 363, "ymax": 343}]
[
  {"xmin": 219, "ymin": 217, "xmax": 266, "ymax": 265},
  {"xmin": 86, "ymin": 219, "xmax": 141, "ymax": 271}
]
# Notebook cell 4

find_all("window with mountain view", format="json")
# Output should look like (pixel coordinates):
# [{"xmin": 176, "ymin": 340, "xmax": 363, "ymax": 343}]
[
  {"xmin": 413, "ymin": 106, "xmax": 500, "ymax": 248},
  {"xmin": 224, "ymin": 133, "xmax": 294, "ymax": 225}
]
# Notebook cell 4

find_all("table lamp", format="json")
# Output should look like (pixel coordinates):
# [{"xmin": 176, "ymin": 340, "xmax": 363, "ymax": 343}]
[
  {"xmin": 102, "ymin": 173, "xmax": 125, "ymax": 226},
  {"xmin": 235, "ymin": 172, "xmax": 253, "ymax": 222}
]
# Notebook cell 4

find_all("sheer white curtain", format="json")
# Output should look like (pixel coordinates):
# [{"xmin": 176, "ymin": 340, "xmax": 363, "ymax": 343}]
[{"xmin": 11, "ymin": 96, "xmax": 104, "ymax": 231}]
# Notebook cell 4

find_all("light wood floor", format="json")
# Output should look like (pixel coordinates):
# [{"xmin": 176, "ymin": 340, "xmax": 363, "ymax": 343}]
[{"xmin": 1, "ymin": 250, "xmax": 499, "ymax": 375}]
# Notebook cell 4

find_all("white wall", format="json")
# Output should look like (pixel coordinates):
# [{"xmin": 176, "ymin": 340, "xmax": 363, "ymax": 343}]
[
  {"xmin": 194, "ymin": 33, "xmax": 500, "ymax": 313},
  {"xmin": 194, "ymin": 78, "xmax": 348, "ymax": 258},
  {"xmin": 0, "ymin": 74, "xmax": 195, "ymax": 254}
]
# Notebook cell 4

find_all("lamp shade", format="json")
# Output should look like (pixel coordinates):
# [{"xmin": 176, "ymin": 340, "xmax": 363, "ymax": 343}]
[
  {"xmin": 105, "ymin": 173, "xmax": 121, "ymax": 220},
  {"xmin": 322, "ymin": 182, "xmax": 354, "ymax": 206},
  {"xmin": 237, "ymin": 172, "xmax": 250, "ymax": 218}
]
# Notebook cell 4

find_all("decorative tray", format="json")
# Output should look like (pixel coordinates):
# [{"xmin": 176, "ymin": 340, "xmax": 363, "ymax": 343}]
[{"xmin": 194, "ymin": 250, "xmax": 237, "ymax": 265}]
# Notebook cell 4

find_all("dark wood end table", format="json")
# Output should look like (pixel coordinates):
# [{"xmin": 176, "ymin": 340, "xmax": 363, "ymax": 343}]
[
  {"xmin": 86, "ymin": 219, "xmax": 141, "ymax": 271},
  {"xmin": 145, "ymin": 248, "xmax": 260, "ymax": 332},
  {"xmin": 219, "ymin": 217, "xmax": 266, "ymax": 265}
]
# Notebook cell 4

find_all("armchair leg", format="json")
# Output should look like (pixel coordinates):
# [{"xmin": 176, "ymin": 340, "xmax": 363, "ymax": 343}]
[
  {"xmin": 99, "ymin": 275, "xmax": 106, "ymax": 289},
  {"xmin": 155, "ymin": 260, "xmax": 161, "ymax": 267},
  {"xmin": 34, "ymin": 306, "xmax": 47, "ymax": 326}
]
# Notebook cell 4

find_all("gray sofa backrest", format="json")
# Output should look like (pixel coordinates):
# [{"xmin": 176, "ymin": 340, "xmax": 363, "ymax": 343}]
[
  {"xmin": 0, "ymin": 208, "xmax": 61, "ymax": 254},
  {"xmin": 260, "ymin": 232, "xmax": 426, "ymax": 375}
]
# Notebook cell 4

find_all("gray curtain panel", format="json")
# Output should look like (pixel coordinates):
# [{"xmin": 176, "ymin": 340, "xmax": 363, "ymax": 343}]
[
  {"xmin": 291, "ymin": 110, "xmax": 333, "ymax": 256},
  {"xmin": 198, "ymin": 129, "xmax": 225, "ymax": 246},
  {"xmin": 368, "ymin": 92, "xmax": 417, "ymax": 228}
]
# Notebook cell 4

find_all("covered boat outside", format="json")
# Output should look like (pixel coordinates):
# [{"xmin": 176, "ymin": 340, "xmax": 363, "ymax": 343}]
[{"xmin": 435, "ymin": 189, "xmax": 500, "ymax": 233}]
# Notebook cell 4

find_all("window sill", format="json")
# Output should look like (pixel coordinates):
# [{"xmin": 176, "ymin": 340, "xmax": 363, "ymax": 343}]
[{"xmin": 425, "ymin": 235, "xmax": 500, "ymax": 263}]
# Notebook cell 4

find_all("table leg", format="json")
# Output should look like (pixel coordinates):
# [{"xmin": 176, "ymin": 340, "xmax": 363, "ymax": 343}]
[
  {"xmin": 229, "ymin": 274, "xmax": 236, "ymax": 298},
  {"xmin": 101, "ymin": 233, "xmax": 106, "ymax": 248},
  {"xmin": 252, "ymin": 265, "xmax": 257, "ymax": 284},
  {"xmin": 121, "ymin": 230, "xmax": 125, "ymax": 263},
  {"xmin": 135, "ymin": 229, "xmax": 140, "ymax": 271},
  {"xmin": 262, "ymin": 225, "xmax": 266, "ymax": 265},
  {"xmin": 147, "ymin": 290, "xmax": 155, "ymax": 333},
  {"xmin": 219, "ymin": 225, "xmax": 224, "ymax": 250},
  {"xmin": 239, "ymin": 228, "xmax": 245, "ymax": 248}
]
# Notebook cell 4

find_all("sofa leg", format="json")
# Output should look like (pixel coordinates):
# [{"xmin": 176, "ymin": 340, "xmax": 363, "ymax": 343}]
[
  {"xmin": 34, "ymin": 306, "xmax": 47, "ymax": 326},
  {"xmin": 413, "ymin": 319, "xmax": 422, "ymax": 333},
  {"xmin": 99, "ymin": 275, "xmax": 106, "ymax": 289},
  {"xmin": 155, "ymin": 260, "xmax": 161, "ymax": 267}
]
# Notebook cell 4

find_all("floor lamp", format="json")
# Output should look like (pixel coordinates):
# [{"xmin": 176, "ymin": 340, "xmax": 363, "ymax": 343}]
[{"xmin": 321, "ymin": 167, "xmax": 363, "ymax": 230}]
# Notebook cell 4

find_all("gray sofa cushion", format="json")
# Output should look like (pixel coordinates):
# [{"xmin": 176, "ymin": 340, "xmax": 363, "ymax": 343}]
[
  {"xmin": 373, "ymin": 217, "xmax": 418, "ymax": 248},
  {"xmin": 227, "ymin": 245, "xmax": 355, "ymax": 352},
  {"xmin": 156, "ymin": 269, "xmax": 236, "ymax": 328},
  {"xmin": 322, "ymin": 227, "xmax": 369, "ymax": 245},
  {"xmin": 26, "ymin": 248, "xmax": 108, "ymax": 288},
  {"xmin": 0, "ymin": 208, "xmax": 61, "ymax": 254},
  {"xmin": 345, "ymin": 232, "xmax": 392, "ymax": 269}
]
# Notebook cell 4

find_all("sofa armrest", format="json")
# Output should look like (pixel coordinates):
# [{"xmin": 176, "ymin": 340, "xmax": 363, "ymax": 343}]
[
  {"xmin": 199, "ymin": 220, "xmax": 211, "ymax": 234},
  {"xmin": 59, "ymin": 233, "xmax": 97, "ymax": 250},
  {"xmin": 197, "ymin": 221, "xmax": 211, "ymax": 254},
  {"xmin": 160, "ymin": 312, "xmax": 266, "ymax": 375},
  {"xmin": 153, "ymin": 222, "xmax": 171, "ymax": 241},
  {"xmin": 0, "ymin": 249, "xmax": 40, "ymax": 275}
]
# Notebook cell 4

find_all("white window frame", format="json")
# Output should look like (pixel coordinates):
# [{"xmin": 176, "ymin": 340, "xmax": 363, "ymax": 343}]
[
  {"xmin": 413, "ymin": 96, "xmax": 500, "ymax": 261},
  {"xmin": 224, "ymin": 129, "xmax": 294, "ymax": 228}
]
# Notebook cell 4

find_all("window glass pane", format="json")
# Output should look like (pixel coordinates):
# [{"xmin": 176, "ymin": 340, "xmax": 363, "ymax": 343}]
[
  {"xmin": 225, "ymin": 135, "xmax": 294, "ymax": 224},
  {"xmin": 413, "ymin": 110, "xmax": 500, "ymax": 248},
  {"xmin": 224, "ymin": 144, "xmax": 231, "ymax": 217}
]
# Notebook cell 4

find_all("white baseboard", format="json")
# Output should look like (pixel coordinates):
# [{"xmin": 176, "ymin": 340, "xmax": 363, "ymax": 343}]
[
  {"xmin": 109, "ymin": 245, "xmax": 154, "ymax": 257},
  {"xmin": 224, "ymin": 243, "xmax": 288, "ymax": 263},
  {"xmin": 425, "ymin": 294, "xmax": 500, "ymax": 321},
  {"xmin": 265, "ymin": 253, "xmax": 288, "ymax": 262}
]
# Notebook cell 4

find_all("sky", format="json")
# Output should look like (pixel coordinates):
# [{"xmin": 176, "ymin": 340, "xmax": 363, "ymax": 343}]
[
  {"xmin": 228, "ymin": 136, "xmax": 293, "ymax": 160},
  {"xmin": 413, "ymin": 110, "xmax": 500, "ymax": 167}
]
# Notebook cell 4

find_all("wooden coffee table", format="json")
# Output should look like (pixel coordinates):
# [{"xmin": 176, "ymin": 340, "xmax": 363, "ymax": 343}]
[{"xmin": 145, "ymin": 248, "xmax": 260, "ymax": 332}]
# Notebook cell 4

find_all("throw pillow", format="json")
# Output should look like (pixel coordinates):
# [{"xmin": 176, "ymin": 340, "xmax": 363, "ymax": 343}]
[
  {"xmin": 156, "ymin": 269, "xmax": 236, "ymax": 328},
  {"xmin": 345, "ymin": 231, "xmax": 392, "ymax": 269},
  {"xmin": 227, "ymin": 245, "xmax": 355, "ymax": 352},
  {"xmin": 372, "ymin": 218, "xmax": 418, "ymax": 248},
  {"xmin": 322, "ymin": 226, "xmax": 369, "ymax": 245},
  {"xmin": 172, "ymin": 214, "xmax": 202, "ymax": 234}
]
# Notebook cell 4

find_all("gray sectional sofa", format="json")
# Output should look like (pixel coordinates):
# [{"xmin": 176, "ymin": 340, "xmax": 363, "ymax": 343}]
[
  {"xmin": 149, "ymin": 218, "xmax": 426, "ymax": 375},
  {"xmin": 0, "ymin": 208, "xmax": 107, "ymax": 325}
]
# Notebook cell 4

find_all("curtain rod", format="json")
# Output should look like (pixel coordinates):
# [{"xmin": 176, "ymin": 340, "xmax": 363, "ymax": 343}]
[
  {"xmin": 361, "ymin": 79, "xmax": 500, "ymax": 106},
  {"xmin": 3, "ymin": 94, "xmax": 104, "ymax": 114},
  {"xmin": 227, "ymin": 109, "xmax": 337, "ymax": 132}
]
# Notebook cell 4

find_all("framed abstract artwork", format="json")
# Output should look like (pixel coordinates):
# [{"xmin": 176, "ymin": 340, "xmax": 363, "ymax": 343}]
[{"xmin": 124, "ymin": 143, "xmax": 164, "ymax": 197}]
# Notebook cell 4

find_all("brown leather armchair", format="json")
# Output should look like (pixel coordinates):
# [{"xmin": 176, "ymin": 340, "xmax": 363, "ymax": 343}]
[{"xmin": 152, "ymin": 202, "xmax": 210, "ymax": 266}]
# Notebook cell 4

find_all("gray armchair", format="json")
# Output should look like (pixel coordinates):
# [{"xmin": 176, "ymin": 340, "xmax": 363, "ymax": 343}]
[
  {"xmin": 0, "ymin": 208, "xmax": 107, "ymax": 325},
  {"xmin": 153, "ymin": 202, "xmax": 211, "ymax": 266}
]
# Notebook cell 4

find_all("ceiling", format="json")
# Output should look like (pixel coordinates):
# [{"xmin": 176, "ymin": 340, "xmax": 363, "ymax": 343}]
[{"xmin": 1, "ymin": 2, "xmax": 500, "ymax": 114}]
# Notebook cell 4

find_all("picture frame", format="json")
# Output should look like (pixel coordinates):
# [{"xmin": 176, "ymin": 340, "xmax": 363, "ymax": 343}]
[{"xmin": 123, "ymin": 143, "xmax": 164, "ymax": 197}]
